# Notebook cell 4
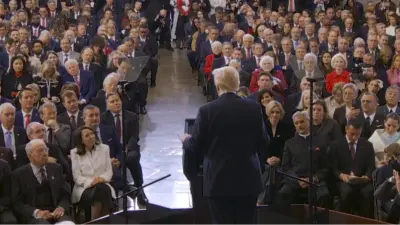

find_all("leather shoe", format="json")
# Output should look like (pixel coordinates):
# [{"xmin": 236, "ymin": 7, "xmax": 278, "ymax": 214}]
[
  {"xmin": 140, "ymin": 106, "xmax": 147, "ymax": 114},
  {"xmin": 137, "ymin": 190, "xmax": 149, "ymax": 205}
]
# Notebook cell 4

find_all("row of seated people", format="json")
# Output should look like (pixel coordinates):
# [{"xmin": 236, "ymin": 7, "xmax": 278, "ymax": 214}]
[
  {"xmin": 252, "ymin": 83, "xmax": 400, "ymax": 221},
  {"xmin": 0, "ymin": 88, "xmax": 147, "ymax": 224}
]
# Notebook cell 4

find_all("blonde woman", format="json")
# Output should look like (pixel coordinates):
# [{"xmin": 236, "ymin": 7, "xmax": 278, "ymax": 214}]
[
  {"xmin": 33, "ymin": 60, "xmax": 62, "ymax": 104},
  {"xmin": 297, "ymin": 90, "xmax": 320, "ymax": 112},
  {"xmin": 325, "ymin": 82, "xmax": 345, "ymax": 118}
]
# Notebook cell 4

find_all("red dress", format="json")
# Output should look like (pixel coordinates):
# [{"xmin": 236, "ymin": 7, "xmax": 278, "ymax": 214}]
[{"xmin": 325, "ymin": 70, "xmax": 351, "ymax": 93}]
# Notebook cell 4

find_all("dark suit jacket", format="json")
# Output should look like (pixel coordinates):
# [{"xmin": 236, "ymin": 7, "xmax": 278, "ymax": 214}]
[
  {"xmin": 0, "ymin": 127, "xmax": 28, "ymax": 153},
  {"xmin": 183, "ymin": 92, "xmax": 269, "ymax": 197},
  {"xmin": 15, "ymin": 109, "xmax": 41, "ymax": 129},
  {"xmin": 282, "ymin": 134, "xmax": 329, "ymax": 182},
  {"xmin": 0, "ymin": 159, "xmax": 11, "ymax": 214},
  {"xmin": 79, "ymin": 63, "xmax": 104, "ymax": 92},
  {"xmin": 313, "ymin": 118, "xmax": 342, "ymax": 144},
  {"xmin": 356, "ymin": 113, "xmax": 385, "ymax": 139},
  {"xmin": 138, "ymin": 36, "xmax": 158, "ymax": 57},
  {"xmin": 0, "ymin": 52, "xmax": 9, "ymax": 69},
  {"xmin": 265, "ymin": 121, "xmax": 293, "ymax": 161},
  {"xmin": 333, "ymin": 105, "xmax": 347, "ymax": 134},
  {"xmin": 101, "ymin": 110, "xmax": 140, "ymax": 153},
  {"xmin": 61, "ymin": 71, "xmax": 96, "ymax": 103},
  {"xmin": 99, "ymin": 124, "xmax": 122, "ymax": 160},
  {"xmin": 199, "ymin": 40, "xmax": 212, "ymax": 64},
  {"xmin": 57, "ymin": 111, "xmax": 84, "ymax": 130},
  {"xmin": 377, "ymin": 105, "xmax": 400, "ymax": 117},
  {"xmin": 16, "ymin": 143, "xmax": 69, "ymax": 174},
  {"xmin": 330, "ymin": 137, "xmax": 375, "ymax": 179},
  {"xmin": 11, "ymin": 163, "xmax": 70, "ymax": 223}
]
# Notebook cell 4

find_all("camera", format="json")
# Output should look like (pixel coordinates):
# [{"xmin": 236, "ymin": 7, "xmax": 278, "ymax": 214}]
[{"xmin": 351, "ymin": 58, "xmax": 372, "ymax": 82}]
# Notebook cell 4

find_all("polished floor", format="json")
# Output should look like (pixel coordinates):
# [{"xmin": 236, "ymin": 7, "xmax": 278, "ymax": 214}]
[{"xmin": 137, "ymin": 49, "xmax": 205, "ymax": 209}]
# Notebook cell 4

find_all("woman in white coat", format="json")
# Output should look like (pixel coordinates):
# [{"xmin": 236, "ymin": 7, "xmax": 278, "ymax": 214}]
[
  {"xmin": 369, "ymin": 113, "xmax": 400, "ymax": 167},
  {"xmin": 71, "ymin": 126, "xmax": 116, "ymax": 220}
]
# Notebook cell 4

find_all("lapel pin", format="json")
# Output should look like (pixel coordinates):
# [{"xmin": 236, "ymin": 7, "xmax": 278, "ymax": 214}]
[{"xmin": 51, "ymin": 176, "xmax": 54, "ymax": 180}]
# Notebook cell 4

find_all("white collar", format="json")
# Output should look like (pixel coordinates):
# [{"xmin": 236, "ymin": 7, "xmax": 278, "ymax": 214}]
[
  {"xmin": 1, "ymin": 125, "xmax": 13, "ymax": 133},
  {"xmin": 22, "ymin": 109, "xmax": 33, "ymax": 117},
  {"xmin": 67, "ymin": 110, "xmax": 79, "ymax": 119},
  {"xmin": 298, "ymin": 133, "xmax": 310, "ymax": 139},
  {"xmin": 364, "ymin": 112, "xmax": 376, "ymax": 120},
  {"xmin": 388, "ymin": 105, "xmax": 397, "ymax": 112}
]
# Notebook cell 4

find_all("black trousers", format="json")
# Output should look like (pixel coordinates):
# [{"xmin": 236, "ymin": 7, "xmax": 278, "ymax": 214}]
[
  {"xmin": 135, "ymin": 74, "xmax": 148, "ymax": 107},
  {"xmin": 208, "ymin": 195, "xmax": 258, "ymax": 224},
  {"xmin": 187, "ymin": 51, "xmax": 198, "ymax": 70},
  {"xmin": 0, "ymin": 209, "xmax": 17, "ymax": 223},
  {"xmin": 127, "ymin": 150, "xmax": 144, "ymax": 187},
  {"xmin": 338, "ymin": 181, "xmax": 374, "ymax": 218},
  {"xmin": 149, "ymin": 58, "xmax": 159, "ymax": 83},
  {"xmin": 278, "ymin": 182, "xmax": 330, "ymax": 208}
]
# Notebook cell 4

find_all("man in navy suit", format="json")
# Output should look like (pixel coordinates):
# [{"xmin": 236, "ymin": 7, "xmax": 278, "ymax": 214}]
[
  {"xmin": 0, "ymin": 39, "xmax": 14, "ymax": 69},
  {"xmin": 182, "ymin": 67, "xmax": 269, "ymax": 224},
  {"xmin": 15, "ymin": 88, "xmax": 41, "ymax": 129},
  {"xmin": 199, "ymin": 27, "xmax": 219, "ymax": 65},
  {"xmin": 62, "ymin": 59, "xmax": 96, "ymax": 104}
]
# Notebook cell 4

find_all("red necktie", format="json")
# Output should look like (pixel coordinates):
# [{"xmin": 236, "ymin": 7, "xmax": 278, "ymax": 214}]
[
  {"xmin": 25, "ymin": 114, "xmax": 31, "ymax": 128},
  {"xmin": 41, "ymin": 18, "xmax": 46, "ymax": 27},
  {"xmin": 34, "ymin": 28, "xmax": 38, "ymax": 37},
  {"xmin": 285, "ymin": 54, "xmax": 290, "ymax": 66},
  {"xmin": 74, "ymin": 76, "xmax": 80, "ymax": 87}
]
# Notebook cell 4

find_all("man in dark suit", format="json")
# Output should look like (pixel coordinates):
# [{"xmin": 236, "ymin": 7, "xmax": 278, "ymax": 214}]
[
  {"xmin": 356, "ymin": 92, "xmax": 384, "ymax": 139},
  {"xmin": 62, "ymin": 59, "xmax": 96, "ymax": 104},
  {"xmin": 182, "ymin": 67, "xmax": 269, "ymax": 223},
  {"xmin": 15, "ymin": 88, "xmax": 41, "ymax": 129},
  {"xmin": 319, "ymin": 30, "xmax": 338, "ymax": 54},
  {"xmin": 0, "ymin": 159, "xmax": 17, "ymax": 223},
  {"xmin": 374, "ymin": 170, "xmax": 400, "ymax": 224},
  {"xmin": 377, "ymin": 85, "xmax": 400, "ymax": 117},
  {"xmin": 242, "ymin": 42, "xmax": 263, "ymax": 74},
  {"xmin": 11, "ymin": 139, "xmax": 71, "ymax": 224},
  {"xmin": 138, "ymin": 25, "xmax": 159, "ymax": 87},
  {"xmin": 16, "ymin": 122, "xmax": 69, "ymax": 174},
  {"xmin": 101, "ymin": 93, "xmax": 148, "ymax": 205},
  {"xmin": 199, "ymin": 26, "xmax": 219, "ymax": 65},
  {"xmin": 279, "ymin": 111, "xmax": 330, "ymax": 206},
  {"xmin": 79, "ymin": 47, "xmax": 104, "ymax": 92},
  {"xmin": 29, "ymin": 14, "xmax": 45, "ymax": 40},
  {"xmin": 57, "ymin": 91, "xmax": 84, "ymax": 131},
  {"xmin": 329, "ymin": 119, "xmax": 375, "ymax": 218},
  {"xmin": 0, "ymin": 103, "xmax": 29, "ymax": 169}
]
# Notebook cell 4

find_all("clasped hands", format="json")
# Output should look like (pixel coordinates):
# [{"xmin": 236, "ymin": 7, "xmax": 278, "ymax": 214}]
[
  {"xmin": 36, "ymin": 207, "xmax": 64, "ymax": 220},
  {"xmin": 266, "ymin": 156, "xmax": 280, "ymax": 166},
  {"xmin": 339, "ymin": 172, "xmax": 369, "ymax": 183},
  {"xmin": 91, "ymin": 176, "xmax": 105, "ymax": 187}
]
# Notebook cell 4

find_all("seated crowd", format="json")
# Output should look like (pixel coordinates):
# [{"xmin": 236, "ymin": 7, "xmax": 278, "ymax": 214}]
[
  {"xmin": 0, "ymin": 0, "xmax": 167, "ymax": 223},
  {"xmin": 185, "ymin": 0, "xmax": 400, "ymax": 223}
]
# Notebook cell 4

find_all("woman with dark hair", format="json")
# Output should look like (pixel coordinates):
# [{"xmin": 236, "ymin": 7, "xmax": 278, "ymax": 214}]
[
  {"xmin": 46, "ymin": 51, "xmax": 68, "ymax": 76},
  {"xmin": 1, "ymin": 55, "xmax": 33, "ymax": 99},
  {"xmin": 344, "ymin": 0, "xmax": 364, "ymax": 28},
  {"xmin": 71, "ymin": 126, "xmax": 116, "ymax": 220},
  {"xmin": 257, "ymin": 88, "xmax": 275, "ymax": 108},
  {"xmin": 312, "ymin": 100, "xmax": 342, "ymax": 144},
  {"xmin": 90, "ymin": 36, "xmax": 108, "ymax": 68},
  {"xmin": 318, "ymin": 51, "xmax": 333, "ymax": 75}
]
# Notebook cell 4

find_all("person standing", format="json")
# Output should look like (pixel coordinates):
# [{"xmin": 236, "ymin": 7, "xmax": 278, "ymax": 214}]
[{"xmin": 181, "ymin": 66, "xmax": 269, "ymax": 224}]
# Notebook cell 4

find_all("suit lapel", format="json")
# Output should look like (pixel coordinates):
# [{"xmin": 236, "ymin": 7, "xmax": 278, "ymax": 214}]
[
  {"xmin": 13, "ymin": 127, "xmax": 21, "ymax": 146},
  {"xmin": 46, "ymin": 165, "xmax": 58, "ymax": 207}
]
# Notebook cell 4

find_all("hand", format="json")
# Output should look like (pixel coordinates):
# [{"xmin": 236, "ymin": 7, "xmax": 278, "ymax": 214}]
[
  {"xmin": 111, "ymin": 158, "xmax": 120, "ymax": 168},
  {"xmin": 267, "ymin": 157, "xmax": 280, "ymax": 166},
  {"xmin": 78, "ymin": 99, "xmax": 86, "ymax": 105},
  {"xmin": 51, "ymin": 96, "xmax": 59, "ymax": 103},
  {"xmin": 346, "ymin": 108, "xmax": 360, "ymax": 120},
  {"xmin": 91, "ymin": 177, "xmax": 101, "ymax": 187},
  {"xmin": 52, "ymin": 207, "xmax": 65, "ymax": 219},
  {"xmin": 395, "ymin": 172, "xmax": 400, "ymax": 193},
  {"xmin": 298, "ymin": 178, "xmax": 309, "ymax": 188},
  {"xmin": 180, "ymin": 133, "xmax": 191, "ymax": 143},
  {"xmin": 42, "ymin": 97, "xmax": 51, "ymax": 103},
  {"xmin": 339, "ymin": 173, "xmax": 350, "ymax": 183},
  {"xmin": 46, "ymin": 120, "xmax": 58, "ymax": 130},
  {"xmin": 47, "ymin": 156, "xmax": 57, "ymax": 163},
  {"xmin": 37, "ymin": 210, "xmax": 52, "ymax": 219}
]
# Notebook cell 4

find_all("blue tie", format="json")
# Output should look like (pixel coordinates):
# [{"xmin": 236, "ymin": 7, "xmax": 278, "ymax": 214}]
[{"xmin": 5, "ymin": 131, "xmax": 12, "ymax": 149}]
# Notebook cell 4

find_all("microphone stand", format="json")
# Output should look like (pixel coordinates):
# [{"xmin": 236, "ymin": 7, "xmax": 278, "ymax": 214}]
[
  {"xmin": 117, "ymin": 80, "xmax": 129, "ymax": 224},
  {"xmin": 107, "ymin": 174, "xmax": 171, "ymax": 224}
]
